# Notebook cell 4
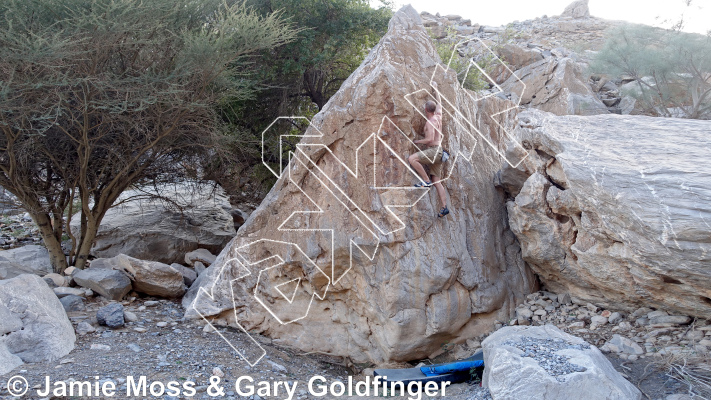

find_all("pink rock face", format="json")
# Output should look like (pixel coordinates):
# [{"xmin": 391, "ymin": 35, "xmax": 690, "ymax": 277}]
[{"xmin": 183, "ymin": 6, "xmax": 537, "ymax": 363}]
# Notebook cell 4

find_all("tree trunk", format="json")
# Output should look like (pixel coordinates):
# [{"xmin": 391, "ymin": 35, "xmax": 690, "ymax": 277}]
[
  {"xmin": 74, "ymin": 217, "xmax": 99, "ymax": 270},
  {"xmin": 33, "ymin": 212, "xmax": 69, "ymax": 273}
]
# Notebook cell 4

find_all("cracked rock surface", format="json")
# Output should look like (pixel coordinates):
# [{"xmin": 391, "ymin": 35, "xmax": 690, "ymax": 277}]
[{"xmin": 498, "ymin": 109, "xmax": 711, "ymax": 319}]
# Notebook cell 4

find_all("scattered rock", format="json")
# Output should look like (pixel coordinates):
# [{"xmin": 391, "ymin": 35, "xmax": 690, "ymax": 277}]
[
  {"xmin": 73, "ymin": 267, "xmax": 132, "ymax": 301},
  {"xmin": 59, "ymin": 295, "xmax": 85, "ymax": 312},
  {"xmin": 268, "ymin": 361, "xmax": 288, "ymax": 373},
  {"xmin": 123, "ymin": 310, "xmax": 138, "ymax": 323},
  {"xmin": 127, "ymin": 343, "xmax": 142, "ymax": 352},
  {"xmin": 97, "ymin": 303, "xmax": 125, "ymax": 329},
  {"xmin": 608, "ymin": 312, "xmax": 622, "ymax": 325},
  {"xmin": 193, "ymin": 261, "xmax": 206, "ymax": 276},
  {"xmin": 53, "ymin": 286, "xmax": 87, "ymax": 298},
  {"xmin": 76, "ymin": 322, "xmax": 96, "ymax": 335},
  {"xmin": 649, "ymin": 315, "xmax": 691, "ymax": 326},
  {"xmin": 184, "ymin": 249, "xmax": 217, "ymax": 267},
  {"xmin": 602, "ymin": 334, "xmax": 644, "ymax": 355},
  {"xmin": 170, "ymin": 263, "xmax": 198, "ymax": 287},
  {"xmin": 43, "ymin": 272, "xmax": 67, "ymax": 288}
]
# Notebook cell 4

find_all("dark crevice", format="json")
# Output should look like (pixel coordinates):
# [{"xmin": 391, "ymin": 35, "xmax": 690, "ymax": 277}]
[{"xmin": 660, "ymin": 275, "xmax": 683, "ymax": 284}]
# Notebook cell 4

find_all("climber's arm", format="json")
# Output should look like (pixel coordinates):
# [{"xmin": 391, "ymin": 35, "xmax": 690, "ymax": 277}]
[{"xmin": 433, "ymin": 81, "xmax": 442, "ymax": 114}]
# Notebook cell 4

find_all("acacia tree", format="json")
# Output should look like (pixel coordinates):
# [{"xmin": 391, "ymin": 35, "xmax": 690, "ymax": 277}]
[
  {"xmin": 0, "ymin": 0, "xmax": 297, "ymax": 272},
  {"xmin": 591, "ymin": 24, "xmax": 711, "ymax": 119},
  {"xmin": 212, "ymin": 0, "xmax": 391, "ymax": 193}
]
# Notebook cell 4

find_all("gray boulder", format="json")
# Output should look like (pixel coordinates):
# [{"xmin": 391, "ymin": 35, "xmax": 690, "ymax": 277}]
[
  {"xmin": 561, "ymin": 0, "xmax": 590, "ymax": 19},
  {"xmin": 0, "ymin": 274, "xmax": 76, "ymax": 370},
  {"xmin": 97, "ymin": 303, "xmax": 125, "ymax": 328},
  {"xmin": 500, "ymin": 110, "xmax": 711, "ymax": 319},
  {"xmin": 483, "ymin": 325, "xmax": 641, "ymax": 400},
  {"xmin": 171, "ymin": 263, "xmax": 198, "ymax": 287},
  {"xmin": 92, "ymin": 254, "xmax": 185, "ymax": 298},
  {"xmin": 73, "ymin": 267, "xmax": 132, "ymax": 301},
  {"xmin": 0, "ymin": 245, "xmax": 53, "ymax": 280},
  {"xmin": 502, "ymin": 57, "xmax": 608, "ymax": 116},
  {"xmin": 0, "ymin": 343, "xmax": 23, "ymax": 375},
  {"xmin": 53, "ymin": 286, "xmax": 87, "ymax": 298},
  {"xmin": 59, "ymin": 295, "xmax": 86, "ymax": 312},
  {"xmin": 71, "ymin": 182, "xmax": 236, "ymax": 264},
  {"xmin": 184, "ymin": 248, "xmax": 216, "ymax": 267}
]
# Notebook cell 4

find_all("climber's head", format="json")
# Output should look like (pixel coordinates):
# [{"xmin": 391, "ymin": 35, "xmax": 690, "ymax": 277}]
[{"xmin": 424, "ymin": 100, "xmax": 437, "ymax": 116}]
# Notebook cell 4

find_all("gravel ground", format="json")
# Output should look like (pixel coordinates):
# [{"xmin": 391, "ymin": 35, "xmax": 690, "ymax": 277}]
[
  {"xmin": 0, "ymin": 296, "xmax": 479, "ymax": 400},
  {"xmin": 501, "ymin": 337, "xmax": 589, "ymax": 380},
  {"xmin": 0, "ymin": 290, "xmax": 704, "ymax": 400}
]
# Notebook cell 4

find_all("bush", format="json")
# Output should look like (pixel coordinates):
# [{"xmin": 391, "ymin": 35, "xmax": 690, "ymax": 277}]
[
  {"xmin": 0, "ymin": 0, "xmax": 297, "ymax": 271},
  {"xmin": 430, "ymin": 25, "xmax": 514, "ymax": 93},
  {"xmin": 591, "ymin": 24, "xmax": 711, "ymax": 119}
]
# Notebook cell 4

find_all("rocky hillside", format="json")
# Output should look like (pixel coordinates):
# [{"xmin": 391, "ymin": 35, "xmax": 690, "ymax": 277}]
[{"xmin": 419, "ymin": 0, "xmax": 640, "ymax": 117}]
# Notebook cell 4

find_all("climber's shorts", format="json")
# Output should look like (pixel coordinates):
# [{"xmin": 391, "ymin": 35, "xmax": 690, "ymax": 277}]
[{"xmin": 414, "ymin": 146, "xmax": 444, "ymax": 178}]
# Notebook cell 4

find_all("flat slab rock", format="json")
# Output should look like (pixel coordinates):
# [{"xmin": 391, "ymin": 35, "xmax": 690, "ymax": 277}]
[
  {"xmin": 500, "ymin": 110, "xmax": 711, "ymax": 319},
  {"xmin": 482, "ymin": 325, "xmax": 641, "ymax": 400}
]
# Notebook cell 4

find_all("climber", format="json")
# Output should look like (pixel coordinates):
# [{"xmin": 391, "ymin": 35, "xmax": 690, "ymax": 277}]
[{"xmin": 408, "ymin": 81, "xmax": 450, "ymax": 217}]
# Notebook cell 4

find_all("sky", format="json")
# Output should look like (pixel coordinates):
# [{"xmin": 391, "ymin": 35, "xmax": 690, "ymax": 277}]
[{"xmin": 370, "ymin": 0, "xmax": 711, "ymax": 35}]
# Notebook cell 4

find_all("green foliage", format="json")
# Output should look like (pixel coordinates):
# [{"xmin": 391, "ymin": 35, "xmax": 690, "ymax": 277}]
[
  {"xmin": 214, "ymin": 0, "xmax": 391, "ymax": 196},
  {"xmin": 430, "ymin": 26, "xmax": 513, "ymax": 93},
  {"xmin": 591, "ymin": 24, "xmax": 711, "ymax": 119},
  {"xmin": 0, "ymin": 0, "xmax": 297, "ymax": 270}
]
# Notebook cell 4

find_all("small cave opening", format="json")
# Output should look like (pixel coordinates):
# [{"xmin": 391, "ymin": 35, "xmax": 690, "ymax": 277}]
[{"xmin": 660, "ymin": 275, "xmax": 683, "ymax": 285}]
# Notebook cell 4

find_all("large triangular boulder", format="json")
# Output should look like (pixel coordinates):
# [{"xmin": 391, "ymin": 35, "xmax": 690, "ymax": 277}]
[{"xmin": 184, "ymin": 6, "xmax": 536, "ymax": 363}]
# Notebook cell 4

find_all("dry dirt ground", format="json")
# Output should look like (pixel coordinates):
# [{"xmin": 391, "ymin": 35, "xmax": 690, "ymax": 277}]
[{"xmin": 0, "ymin": 296, "xmax": 702, "ymax": 400}]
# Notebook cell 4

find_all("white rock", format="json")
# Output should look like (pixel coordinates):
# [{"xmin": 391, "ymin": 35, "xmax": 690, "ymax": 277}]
[
  {"xmin": 123, "ymin": 311, "xmax": 138, "ymax": 323},
  {"xmin": 0, "ymin": 245, "xmax": 53, "ymax": 280},
  {"xmin": 607, "ymin": 312, "xmax": 622, "ymax": 325},
  {"xmin": 76, "ymin": 322, "xmax": 95, "ymax": 335},
  {"xmin": 605, "ymin": 335, "xmax": 644, "ymax": 355},
  {"xmin": 53, "ymin": 287, "xmax": 87, "ymax": 298},
  {"xmin": 0, "ymin": 274, "xmax": 76, "ymax": 366},
  {"xmin": 184, "ymin": 249, "xmax": 217, "ymax": 267},
  {"xmin": 43, "ymin": 273, "xmax": 67, "ymax": 288},
  {"xmin": 502, "ymin": 110, "xmax": 711, "ymax": 319},
  {"xmin": 70, "ymin": 182, "xmax": 235, "ymax": 264},
  {"xmin": 482, "ymin": 325, "xmax": 641, "ymax": 400},
  {"xmin": 268, "ymin": 361, "xmax": 288, "ymax": 373}
]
